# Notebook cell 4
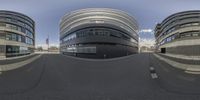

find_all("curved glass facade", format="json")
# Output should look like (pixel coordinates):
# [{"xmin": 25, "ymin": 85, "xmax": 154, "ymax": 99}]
[
  {"xmin": 0, "ymin": 10, "xmax": 35, "ymax": 58},
  {"xmin": 60, "ymin": 8, "xmax": 139, "ymax": 59},
  {"xmin": 61, "ymin": 27, "xmax": 138, "ymax": 44}
]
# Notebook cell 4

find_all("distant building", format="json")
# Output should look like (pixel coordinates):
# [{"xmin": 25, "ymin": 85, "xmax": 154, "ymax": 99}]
[
  {"xmin": 0, "ymin": 10, "xmax": 35, "ymax": 58},
  {"xmin": 48, "ymin": 46, "xmax": 59, "ymax": 52},
  {"xmin": 60, "ymin": 8, "xmax": 139, "ymax": 59},
  {"xmin": 139, "ymin": 46, "xmax": 155, "ymax": 53},
  {"xmin": 155, "ymin": 10, "xmax": 200, "ymax": 56},
  {"xmin": 139, "ymin": 39, "xmax": 155, "ymax": 53}
]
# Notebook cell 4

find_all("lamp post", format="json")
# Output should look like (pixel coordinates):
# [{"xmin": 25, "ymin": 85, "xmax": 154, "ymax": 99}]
[{"xmin": 46, "ymin": 35, "xmax": 49, "ymax": 52}]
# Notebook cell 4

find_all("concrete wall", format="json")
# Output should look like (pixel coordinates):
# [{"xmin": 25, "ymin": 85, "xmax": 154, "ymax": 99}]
[{"xmin": 166, "ymin": 45, "xmax": 200, "ymax": 56}]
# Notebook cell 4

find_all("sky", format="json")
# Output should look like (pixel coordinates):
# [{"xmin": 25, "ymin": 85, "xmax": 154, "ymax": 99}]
[{"xmin": 0, "ymin": 0, "xmax": 200, "ymax": 47}]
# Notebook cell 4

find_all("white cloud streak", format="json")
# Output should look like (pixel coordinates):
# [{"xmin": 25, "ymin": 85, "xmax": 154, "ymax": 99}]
[{"xmin": 139, "ymin": 29, "xmax": 153, "ymax": 33}]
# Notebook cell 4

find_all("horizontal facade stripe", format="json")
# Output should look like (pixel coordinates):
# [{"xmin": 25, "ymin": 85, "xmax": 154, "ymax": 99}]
[
  {"xmin": 0, "ymin": 27, "xmax": 26, "ymax": 36},
  {"xmin": 0, "ymin": 39, "xmax": 34, "ymax": 48},
  {"xmin": 155, "ymin": 10, "xmax": 200, "ymax": 39},
  {"xmin": 159, "ymin": 38, "xmax": 200, "ymax": 48},
  {"xmin": 160, "ymin": 10, "xmax": 200, "ymax": 27},
  {"xmin": 60, "ymin": 8, "xmax": 138, "ymax": 37},
  {"xmin": 158, "ymin": 26, "xmax": 200, "ymax": 43},
  {"xmin": 0, "ymin": 10, "xmax": 34, "ymax": 25}
]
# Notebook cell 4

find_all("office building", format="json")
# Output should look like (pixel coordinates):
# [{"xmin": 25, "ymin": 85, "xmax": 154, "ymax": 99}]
[
  {"xmin": 60, "ymin": 8, "xmax": 139, "ymax": 58},
  {"xmin": 0, "ymin": 10, "xmax": 35, "ymax": 58}
]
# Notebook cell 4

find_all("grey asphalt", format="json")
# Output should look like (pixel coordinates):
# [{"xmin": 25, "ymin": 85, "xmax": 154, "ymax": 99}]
[{"xmin": 0, "ymin": 53, "xmax": 200, "ymax": 100}]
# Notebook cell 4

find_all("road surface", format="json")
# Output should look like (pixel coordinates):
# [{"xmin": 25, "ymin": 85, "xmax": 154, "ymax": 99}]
[{"xmin": 0, "ymin": 53, "xmax": 200, "ymax": 100}]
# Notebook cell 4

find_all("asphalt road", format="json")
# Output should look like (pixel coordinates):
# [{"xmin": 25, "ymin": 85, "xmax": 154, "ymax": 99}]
[{"xmin": 0, "ymin": 53, "xmax": 200, "ymax": 100}]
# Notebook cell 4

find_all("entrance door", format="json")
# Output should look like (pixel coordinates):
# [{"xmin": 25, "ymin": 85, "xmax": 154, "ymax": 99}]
[
  {"xmin": 0, "ymin": 45, "xmax": 5, "ymax": 57},
  {"xmin": 161, "ymin": 48, "xmax": 166, "ymax": 53}
]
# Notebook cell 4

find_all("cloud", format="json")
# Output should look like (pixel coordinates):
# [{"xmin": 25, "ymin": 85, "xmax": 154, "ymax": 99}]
[{"xmin": 139, "ymin": 29, "xmax": 153, "ymax": 33}]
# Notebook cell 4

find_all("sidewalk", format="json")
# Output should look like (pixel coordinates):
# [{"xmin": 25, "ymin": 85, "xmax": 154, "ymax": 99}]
[
  {"xmin": 0, "ymin": 54, "xmax": 38, "ymax": 65},
  {"xmin": 159, "ymin": 53, "xmax": 200, "ymax": 61},
  {"xmin": 0, "ymin": 54, "xmax": 41, "ymax": 72},
  {"xmin": 0, "ymin": 53, "xmax": 34, "ymax": 60},
  {"xmin": 153, "ymin": 53, "xmax": 200, "ymax": 74},
  {"xmin": 158, "ymin": 53, "xmax": 200, "ymax": 65}
]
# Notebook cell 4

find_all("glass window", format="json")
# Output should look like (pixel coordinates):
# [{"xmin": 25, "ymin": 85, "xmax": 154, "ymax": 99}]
[
  {"xmin": 20, "ymin": 46, "xmax": 28, "ymax": 54},
  {"xmin": 166, "ymin": 36, "xmax": 172, "ymax": 42},
  {"xmin": 180, "ymin": 22, "xmax": 199, "ymax": 28},
  {"xmin": 180, "ymin": 33, "xmax": 185, "ymax": 38},
  {"xmin": 25, "ymin": 37, "xmax": 33, "ymax": 45},
  {"xmin": 21, "ymin": 28, "xmax": 26, "ymax": 33},
  {"xmin": 6, "ymin": 33, "xmax": 12, "ymax": 40},
  {"xmin": 21, "ymin": 36, "xmax": 25, "ymax": 43},
  {"xmin": 192, "ymin": 33, "xmax": 199, "ymax": 37},
  {"xmin": 26, "ymin": 30, "xmax": 33, "ymax": 38},
  {"xmin": 18, "ymin": 35, "xmax": 22, "ymax": 42},
  {"xmin": 6, "ymin": 45, "xmax": 20, "ymax": 54},
  {"xmin": 8, "ymin": 48, "xmax": 11, "ymax": 52},
  {"xmin": 63, "ymin": 33, "xmax": 76, "ymax": 42},
  {"xmin": 11, "ymin": 25, "xmax": 18, "ymax": 30},
  {"xmin": 185, "ymin": 33, "xmax": 191, "ymax": 37},
  {"xmin": 25, "ymin": 24, "xmax": 33, "ymax": 32},
  {"xmin": 11, "ymin": 34, "xmax": 17, "ymax": 41},
  {"xmin": 18, "ymin": 27, "xmax": 22, "ymax": 32},
  {"xmin": 6, "ymin": 18, "xmax": 11, "ymax": 22},
  {"xmin": 171, "ymin": 35, "xmax": 175, "ymax": 40},
  {"xmin": 18, "ymin": 21, "xmax": 25, "ymax": 26},
  {"xmin": 161, "ymin": 40, "xmax": 165, "ymax": 45},
  {"xmin": 0, "ymin": 31, "xmax": 5, "ymax": 39},
  {"xmin": 191, "ymin": 31, "xmax": 200, "ymax": 37}
]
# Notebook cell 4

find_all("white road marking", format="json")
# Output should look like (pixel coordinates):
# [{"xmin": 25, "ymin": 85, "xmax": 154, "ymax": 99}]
[
  {"xmin": 149, "ymin": 67, "xmax": 158, "ymax": 79},
  {"xmin": 151, "ymin": 73, "xmax": 158, "ymax": 79}
]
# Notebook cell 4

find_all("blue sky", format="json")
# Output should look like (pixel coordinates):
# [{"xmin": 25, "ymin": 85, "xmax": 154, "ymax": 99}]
[{"xmin": 0, "ymin": 0, "xmax": 200, "ymax": 46}]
